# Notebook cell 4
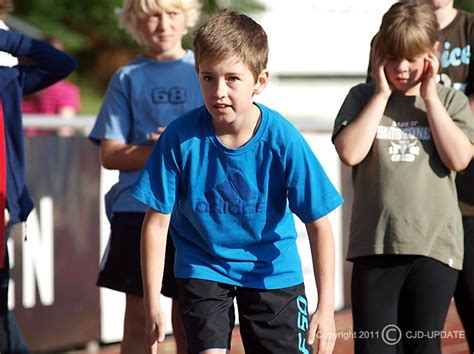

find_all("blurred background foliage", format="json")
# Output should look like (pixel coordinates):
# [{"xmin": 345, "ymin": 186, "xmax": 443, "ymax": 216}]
[
  {"xmin": 455, "ymin": 0, "xmax": 474, "ymax": 12},
  {"xmin": 10, "ymin": 0, "xmax": 265, "ymax": 113},
  {"xmin": 8, "ymin": 0, "xmax": 474, "ymax": 113}
]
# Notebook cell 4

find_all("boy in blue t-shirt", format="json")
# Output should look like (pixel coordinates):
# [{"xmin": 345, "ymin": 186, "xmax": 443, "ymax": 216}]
[{"xmin": 133, "ymin": 10, "xmax": 343, "ymax": 354}]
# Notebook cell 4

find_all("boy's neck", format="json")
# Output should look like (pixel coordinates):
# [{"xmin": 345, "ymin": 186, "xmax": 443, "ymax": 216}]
[
  {"xmin": 213, "ymin": 105, "xmax": 262, "ymax": 149},
  {"xmin": 144, "ymin": 48, "xmax": 187, "ymax": 62},
  {"xmin": 434, "ymin": 5, "xmax": 457, "ymax": 30}
]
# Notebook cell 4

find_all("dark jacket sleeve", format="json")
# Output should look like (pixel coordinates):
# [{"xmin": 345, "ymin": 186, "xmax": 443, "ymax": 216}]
[{"xmin": 0, "ymin": 29, "xmax": 77, "ymax": 95}]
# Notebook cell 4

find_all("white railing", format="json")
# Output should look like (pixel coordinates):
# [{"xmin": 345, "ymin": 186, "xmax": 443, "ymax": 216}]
[
  {"xmin": 22, "ymin": 114, "xmax": 96, "ymax": 136},
  {"xmin": 22, "ymin": 114, "xmax": 335, "ymax": 135}
]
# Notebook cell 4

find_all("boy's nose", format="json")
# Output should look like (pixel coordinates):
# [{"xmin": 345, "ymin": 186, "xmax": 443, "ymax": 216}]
[
  {"xmin": 396, "ymin": 59, "xmax": 409, "ymax": 72},
  {"xmin": 158, "ymin": 14, "xmax": 170, "ymax": 29},
  {"xmin": 215, "ymin": 80, "xmax": 227, "ymax": 98}
]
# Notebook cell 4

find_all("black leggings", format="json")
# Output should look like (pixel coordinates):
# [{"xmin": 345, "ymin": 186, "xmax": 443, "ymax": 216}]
[
  {"xmin": 351, "ymin": 255, "xmax": 458, "ymax": 354},
  {"xmin": 454, "ymin": 216, "xmax": 474, "ymax": 353}
]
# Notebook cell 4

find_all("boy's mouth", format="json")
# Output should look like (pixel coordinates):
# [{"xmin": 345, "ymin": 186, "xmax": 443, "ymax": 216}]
[
  {"xmin": 157, "ymin": 34, "xmax": 172, "ymax": 41},
  {"xmin": 396, "ymin": 77, "xmax": 409, "ymax": 84},
  {"xmin": 214, "ymin": 103, "xmax": 231, "ymax": 112}
]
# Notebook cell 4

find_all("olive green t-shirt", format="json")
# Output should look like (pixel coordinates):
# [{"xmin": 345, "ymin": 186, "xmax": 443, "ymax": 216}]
[
  {"xmin": 333, "ymin": 83, "xmax": 474, "ymax": 270},
  {"xmin": 366, "ymin": 10, "xmax": 474, "ymax": 215}
]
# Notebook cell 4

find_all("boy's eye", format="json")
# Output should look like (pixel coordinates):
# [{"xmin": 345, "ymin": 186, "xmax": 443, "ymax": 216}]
[
  {"xmin": 167, "ymin": 11, "xmax": 179, "ymax": 17},
  {"xmin": 227, "ymin": 76, "xmax": 240, "ymax": 82},
  {"xmin": 202, "ymin": 76, "xmax": 213, "ymax": 82}
]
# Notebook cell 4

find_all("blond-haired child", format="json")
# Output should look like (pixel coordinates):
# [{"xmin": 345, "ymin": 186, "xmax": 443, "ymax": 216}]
[{"xmin": 89, "ymin": 1, "xmax": 202, "ymax": 353}]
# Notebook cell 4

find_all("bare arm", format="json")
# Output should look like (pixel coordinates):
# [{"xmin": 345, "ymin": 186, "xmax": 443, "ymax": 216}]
[
  {"xmin": 334, "ymin": 63, "xmax": 391, "ymax": 166},
  {"xmin": 57, "ymin": 106, "xmax": 77, "ymax": 137},
  {"xmin": 99, "ymin": 139, "xmax": 155, "ymax": 171},
  {"xmin": 305, "ymin": 216, "xmax": 336, "ymax": 354},
  {"xmin": 58, "ymin": 106, "xmax": 77, "ymax": 119},
  {"xmin": 141, "ymin": 208, "xmax": 171, "ymax": 354},
  {"xmin": 421, "ymin": 53, "xmax": 472, "ymax": 171},
  {"xmin": 99, "ymin": 126, "xmax": 165, "ymax": 170}
]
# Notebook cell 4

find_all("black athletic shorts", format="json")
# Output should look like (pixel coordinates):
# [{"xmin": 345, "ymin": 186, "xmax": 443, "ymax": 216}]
[
  {"xmin": 96, "ymin": 212, "xmax": 178, "ymax": 298},
  {"xmin": 176, "ymin": 278, "xmax": 312, "ymax": 354}
]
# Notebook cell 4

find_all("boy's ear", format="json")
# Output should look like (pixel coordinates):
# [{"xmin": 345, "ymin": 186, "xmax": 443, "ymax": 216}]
[
  {"xmin": 432, "ymin": 41, "xmax": 440, "ymax": 53},
  {"xmin": 253, "ymin": 69, "xmax": 269, "ymax": 94}
]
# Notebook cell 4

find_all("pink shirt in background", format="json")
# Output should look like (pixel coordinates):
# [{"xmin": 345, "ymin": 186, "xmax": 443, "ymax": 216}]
[{"xmin": 23, "ymin": 80, "xmax": 80, "ymax": 136}]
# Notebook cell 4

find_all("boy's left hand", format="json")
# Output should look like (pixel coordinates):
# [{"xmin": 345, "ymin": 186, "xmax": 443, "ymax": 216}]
[
  {"xmin": 148, "ymin": 127, "xmax": 165, "ymax": 142},
  {"xmin": 420, "ymin": 52, "xmax": 439, "ymax": 100},
  {"xmin": 308, "ymin": 307, "xmax": 336, "ymax": 354}
]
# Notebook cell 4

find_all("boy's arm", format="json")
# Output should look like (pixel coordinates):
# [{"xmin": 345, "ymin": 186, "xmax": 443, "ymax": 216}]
[
  {"xmin": 100, "ymin": 139, "xmax": 155, "ymax": 170},
  {"xmin": 141, "ymin": 208, "xmax": 171, "ymax": 354},
  {"xmin": 305, "ymin": 216, "xmax": 336, "ymax": 354},
  {"xmin": 0, "ymin": 29, "xmax": 76, "ymax": 94},
  {"xmin": 421, "ymin": 53, "xmax": 472, "ymax": 171},
  {"xmin": 99, "ymin": 126, "xmax": 164, "ymax": 170},
  {"xmin": 334, "ymin": 64, "xmax": 390, "ymax": 166},
  {"xmin": 424, "ymin": 97, "xmax": 472, "ymax": 170}
]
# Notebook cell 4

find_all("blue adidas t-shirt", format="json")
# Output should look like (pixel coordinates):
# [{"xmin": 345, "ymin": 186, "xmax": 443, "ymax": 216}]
[
  {"xmin": 133, "ymin": 103, "xmax": 343, "ymax": 289},
  {"xmin": 89, "ymin": 51, "xmax": 203, "ymax": 218}
]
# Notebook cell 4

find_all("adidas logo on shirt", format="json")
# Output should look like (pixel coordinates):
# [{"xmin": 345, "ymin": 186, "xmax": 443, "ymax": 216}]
[{"xmin": 195, "ymin": 172, "xmax": 266, "ymax": 215}]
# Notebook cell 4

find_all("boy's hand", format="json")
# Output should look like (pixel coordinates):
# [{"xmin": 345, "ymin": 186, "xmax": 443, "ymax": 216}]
[
  {"xmin": 420, "ymin": 52, "xmax": 439, "ymax": 100},
  {"xmin": 145, "ymin": 308, "xmax": 167, "ymax": 354},
  {"xmin": 4, "ymin": 209, "xmax": 10, "ymax": 227},
  {"xmin": 374, "ymin": 60, "xmax": 392, "ymax": 99},
  {"xmin": 308, "ymin": 307, "xmax": 336, "ymax": 354},
  {"xmin": 148, "ymin": 127, "xmax": 165, "ymax": 142}
]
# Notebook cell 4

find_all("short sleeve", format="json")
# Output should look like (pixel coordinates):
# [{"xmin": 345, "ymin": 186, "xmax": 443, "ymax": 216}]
[
  {"xmin": 447, "ymin": 89, "xmax": 474, "ymax": 143},
  {"xmin": 88, "ymin": 70, "xmax": 132, "ymax": 145},
  {"xmin": 285, "ymin": 132, "xmax": 343, "ymax": 223},
  {"xmin": 332, "ymin": 84, "xmax": 374, "ymax": 141},
  {"xmin": 132, "ymin": 130, "xmax": 180, "ymax": 214}
]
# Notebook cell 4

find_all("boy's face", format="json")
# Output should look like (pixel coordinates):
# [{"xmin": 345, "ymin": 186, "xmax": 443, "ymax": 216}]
[
  {"xmin": 384, "ymin": 54, "xmax": 427, "ymax": 95},
  {"xmin": 138, "ymin": 6, "xmax": 187, "ymax": 59},
  {"xmin": 198, "ymin": 56, "xmax": 268, "ymax": 129}
]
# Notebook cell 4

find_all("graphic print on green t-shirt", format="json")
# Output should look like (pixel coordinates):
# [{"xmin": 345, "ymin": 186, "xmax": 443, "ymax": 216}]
[{"xmin": 376, "ymin": 121, "xmax": 432, "ymax": 162}]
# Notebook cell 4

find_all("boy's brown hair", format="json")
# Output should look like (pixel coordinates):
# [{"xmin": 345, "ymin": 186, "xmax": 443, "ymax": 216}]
[
  {"xmin": 193, "ymin": 10, "xmax": 268, "ymax": 81},
  {"xmin": 372, "ymin": 2, "xmax": 439, "ymax": 69}
]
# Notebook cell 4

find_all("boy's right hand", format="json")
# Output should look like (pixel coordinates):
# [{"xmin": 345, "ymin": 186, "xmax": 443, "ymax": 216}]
[
  {"xmin": 145, "ymin": 308, "xmax": 166, "ymax": 354},
  {"xmin": 374, "ymin": 60, "xmax": 392, "ymax": 99}
]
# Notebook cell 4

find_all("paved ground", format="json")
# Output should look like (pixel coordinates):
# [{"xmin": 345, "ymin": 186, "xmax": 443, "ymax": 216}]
[{"xmin": 82, "ymin": 301, "xmax": 470, "ymax": 354}]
